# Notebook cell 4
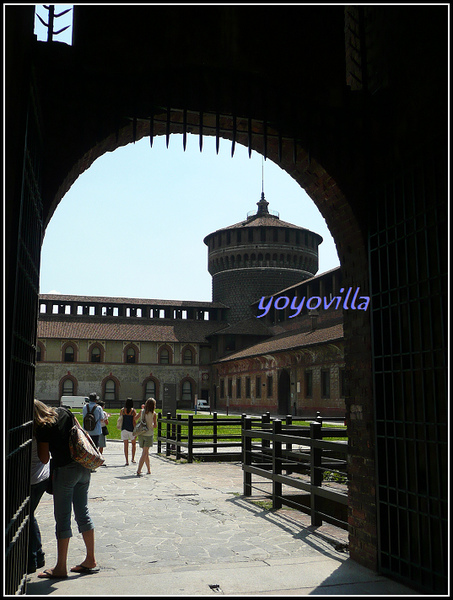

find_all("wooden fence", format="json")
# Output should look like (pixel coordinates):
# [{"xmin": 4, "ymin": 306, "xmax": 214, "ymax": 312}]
[
  {"xmin": 242, "ymin": 418, "xmax": 348, "ymax": 530},
  {"xmin": 157, "ymin": 412, "xmax": 263, "ymax": 462}
]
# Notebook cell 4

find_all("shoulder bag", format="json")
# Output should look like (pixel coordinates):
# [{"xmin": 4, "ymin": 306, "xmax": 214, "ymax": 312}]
[
  {"xmin": 116, "ymin": 412, "xmax": 123, "ymax": 430},
  {"xmin": 67, "ymin": 411, "xmax": 105, "ymax": 470},
  {"xmin": 133, "ymin": 410, "xmax": 149, "ymax": 436}
]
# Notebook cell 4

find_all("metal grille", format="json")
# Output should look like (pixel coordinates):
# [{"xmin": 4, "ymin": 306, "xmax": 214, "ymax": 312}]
[
  {"xmin": 5, "ymin": 85, "xmax": 43, "ymax": 595},
  {"xmin": 369, "ymin": 151, "xmax": 448, "ymax": 593}
]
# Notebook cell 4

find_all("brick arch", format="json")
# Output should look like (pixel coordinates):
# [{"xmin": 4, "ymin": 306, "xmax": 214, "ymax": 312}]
[
  {"xmin": 59, "ymin": 372, "xmax": 78, "ymax": 397},
  {"xmin": 123, "ymin": 342, "xmax": 140, "ymax": 364},
  {"xmin": 101, "ymin": 374, "xmax": 121, "ymax": 400},
  {"xmin": 88, "ymin": 341, "xmax": 104, "ymax": 363},
  {"xmin": 61, "ymin": 341, "xmax": 78, "ymax": 362},
  {"xmin": 142, "ymin": 376, "xmax": 159, "ymax": 401}
]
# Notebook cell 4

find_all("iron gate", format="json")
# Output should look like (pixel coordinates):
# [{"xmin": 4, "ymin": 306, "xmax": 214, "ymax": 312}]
[
  {"xmin": 369, "ymin": 150, "xmax": 448, "ymax": 593},
  {"xmin": 5, "ymin": 82, "xmax": 44, "ymax": 595}
]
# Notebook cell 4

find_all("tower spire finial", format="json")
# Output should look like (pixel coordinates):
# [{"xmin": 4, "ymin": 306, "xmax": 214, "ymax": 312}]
[
  {"xmin": 261, "ymin": 156, "xmax": 265, "ymax": 196},
  {"xmin": 256, "ymin": 157, "xmax": 269, "ymax": 215}
]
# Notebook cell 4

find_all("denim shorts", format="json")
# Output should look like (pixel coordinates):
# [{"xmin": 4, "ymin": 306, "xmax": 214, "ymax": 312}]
[{"xmin": 52, "ymin": 462, "xmax": 93, "ymax": 539}]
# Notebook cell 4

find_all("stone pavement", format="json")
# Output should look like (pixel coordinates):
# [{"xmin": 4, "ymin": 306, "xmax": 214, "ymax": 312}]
[{"xmin": 26, "ymin": 440, "xmax": 417, "ymax": 596}]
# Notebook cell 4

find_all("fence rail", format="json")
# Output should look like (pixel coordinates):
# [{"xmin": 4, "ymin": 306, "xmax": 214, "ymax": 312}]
[
  {"xmin": 242, "ymin": 418, "xmax": 348, "ymax": 530},
  {"xmin": 157, "ymin": 412, "xmax": 255, "ymax": 462}
]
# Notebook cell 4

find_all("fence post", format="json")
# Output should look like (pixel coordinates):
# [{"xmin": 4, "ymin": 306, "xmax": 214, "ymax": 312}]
[
  {"xmin": 213, "ymin": 411, "xmax": 218, "ymax": 456},
  {"xmin": 188, "ymin": 414, "xmax": 194, "ymax": 463},
  {"xmin": 166, "ymin": 412, "xmax": 171, "ymax": 457},
  {"xmin": 243, "ymin": 416, "xmax": 252, "ymax": 496},
  {"xmin": 176, "ymin": 413, "xmax": 182, "ymax": 460},
  {"xmin": 310, "ymin": 420, "xmax": 322, "ymax": 526},
  {"xmin": 272, "ymin": 419, "xmax": 282, "ymax": 509},
  {"xmin": 262, "ymin": 412, "xmax": 271, "ymax": 453},
  {"xmin": 157, "ymin": 412, "xmax": 162, "ymax": 454}
]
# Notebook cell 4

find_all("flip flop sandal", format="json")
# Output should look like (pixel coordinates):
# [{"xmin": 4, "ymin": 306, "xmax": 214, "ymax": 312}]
[
  {"xmin": 37, "ymin": 569, "xmax": 68, "ymax": 579},
  {"xmin": 70, "ymin": 565, "xmax": 100, "ymax": 574}
]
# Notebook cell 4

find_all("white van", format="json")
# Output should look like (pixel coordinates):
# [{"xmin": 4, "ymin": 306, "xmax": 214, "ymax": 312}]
[
  {"xmin": 60, "ymin": 396, "xmax": 89, "ymax": 410},
  {"xmin": 196, "ymin": 399, "xmax": 210, "ymax": 411}
]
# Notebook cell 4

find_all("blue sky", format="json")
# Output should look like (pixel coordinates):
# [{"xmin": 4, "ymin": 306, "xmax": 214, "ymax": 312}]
[
  {"xmin": 35, "ymin": 6, "xmax": 340, "ymax": 302},
  {"xmin": 40, "ymin": 135, "xmax": 340, "ymax": 302}
]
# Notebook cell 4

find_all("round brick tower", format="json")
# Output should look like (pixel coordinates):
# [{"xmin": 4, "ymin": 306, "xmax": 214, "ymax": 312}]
[{"xmin": 203, "ymin": 193, "xmax": 323, "ymax": 324}]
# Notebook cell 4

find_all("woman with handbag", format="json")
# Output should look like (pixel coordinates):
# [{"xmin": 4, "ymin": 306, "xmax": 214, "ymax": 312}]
[
  {"xmin": 33, "ymin": 400, "xmax": 99, "ymax": 579},
  {"xmin": 119, "ymin": 397, "xmax": 137, "ymax": 466},
  {"xmin": 135, "ymin": 397, "xmax": 158, "ymax": 477}
]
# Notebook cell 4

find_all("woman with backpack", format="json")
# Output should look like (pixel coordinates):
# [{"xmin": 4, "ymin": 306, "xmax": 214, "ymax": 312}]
[{"xmin": 119, "ymin": 397, "xmax": 137, "ymax": 465}]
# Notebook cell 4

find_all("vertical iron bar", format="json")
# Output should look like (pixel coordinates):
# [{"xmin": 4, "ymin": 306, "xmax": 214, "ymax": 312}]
[
  {"xmin": 149, "ymin": 113, "xmax": 154, "ymax": 148},
  {"xmin": 182, "ymin": 108, "xmax": 187, "ymax": 151},
  {"xmin": 248, "ymin": 116, "xmax": 252, "ymax": 158},
  {"xmin": 231, "ymin": 114, "xmax": 236, "ymax": 157},
  {"xmin": 132, "ymin": 115, "xmax": 137, "ymax": 144},
  {"xmin": 199, "ymin": 110, "xmax": 203, "ymax": 152},
  {"xmin": 47, "ymin": 5, "xmax": 55, "ymax": 42},
  {"xmin": 166, "ymin": 106, "xmax": 171, "ymax": 148},
  {"xmin": 215, "ymin": 112, "xmax": 220, "ymax": 154}
]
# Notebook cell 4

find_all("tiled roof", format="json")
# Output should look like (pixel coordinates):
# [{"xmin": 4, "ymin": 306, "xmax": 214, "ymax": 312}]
[
  {"xmin": 37, "ymin": 317, "xmax": 227, "ymax": 343},
  {"xmin": 39, "ymin": 293, "xmax": 227, "ymax": 309},
  {"xmin": 204, "ymin": 214, "xmax": 322, "ymax": 236},
  {"xmin": 215, "ymin": 323, "xmax": 343, "ymax": 363}
]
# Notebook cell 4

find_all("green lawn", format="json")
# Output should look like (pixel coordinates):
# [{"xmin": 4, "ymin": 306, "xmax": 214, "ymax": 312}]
[{"xmin": 74, "ymin": 409, "xmax": 346, "ymax": 442}]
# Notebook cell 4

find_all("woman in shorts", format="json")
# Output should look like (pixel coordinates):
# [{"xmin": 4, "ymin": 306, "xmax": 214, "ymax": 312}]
[
  {"xmin": 120, "ymin": 398, "xmax": 137, "ymax": 465},
  {"xmin": 136, "ymin": 397, "xmax": 157, "ymax": 476}
]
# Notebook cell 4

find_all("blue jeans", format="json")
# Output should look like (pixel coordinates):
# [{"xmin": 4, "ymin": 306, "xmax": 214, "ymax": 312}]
[
  {"xmin": 53, "ymin": 462, "xmax": 93, "ymax": 539},
  {"xmin": 28, "ymin": 478, "xmax": 48, "ymax": 571}
]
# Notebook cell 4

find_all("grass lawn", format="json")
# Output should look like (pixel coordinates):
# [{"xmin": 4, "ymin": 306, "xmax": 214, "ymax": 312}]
[{"xmin": 73, "ymin": 409, "xmax": 347, "ymax": 442}]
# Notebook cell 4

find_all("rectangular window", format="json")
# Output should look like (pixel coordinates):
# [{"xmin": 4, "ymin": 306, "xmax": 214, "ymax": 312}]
[
  {"xmin": 220, "ymin": 379, "xmax": 225, "ymax": 399},
  {"xmin": 236, "ymin": 377, "xmax": 241, "ymax": 399},
  {"xmin": 305, "ymin": 371, "xmax": 313, "ymax": 398},
  {"xmin": 245, "ymin": 377, "xmax": 251, "ymax": 398},
  {"xmin": 228, "ymin": 378, "xmax": 232, "ymax": 398},
  {"xmin": 256, "ymin": 376, "xmax": 261, "ymax": 398},
  {"xmin": 267, "ymin": 375, "xmax": 273, "ymax": 398},
  {"xmin": 321, "ymin": 369, "xmax": 330, "ymax": 398}
]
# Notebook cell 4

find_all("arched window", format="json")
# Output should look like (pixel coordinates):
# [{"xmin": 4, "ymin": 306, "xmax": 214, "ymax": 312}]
[
  {"xmin": 62, "ymin": 378, "xmax": 74, "ymax": 395},
  {"xmin": 126, "ymin": 347, "xmax": 136, "ymax": 363},
  {"xmin": 182, "ymin": 380, "xmax": 192, "ymax": 402},
  {"xmin": 159, "ymin": 346, "xmax": 172, "ymax": 364},
  {"xmin": 183, "ymin": 348, "xmax": 194, "ymax": 365},
  {"xmin": 91, "ymin": 346, "xmax": 101, "ymax": 363},
  {"xmin": 104, "ymin": 379, "xmax": 116, "ymax": 401},
  {"xmin": 64, "ymin": 345, "xmax": 74, "ymax": 362},
  {"xmin": 144, "ymin": 379, "xmax": 156, "ymax": 399}
]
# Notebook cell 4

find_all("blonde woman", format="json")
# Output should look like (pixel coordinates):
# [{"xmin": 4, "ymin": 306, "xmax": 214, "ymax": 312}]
[
  {"xmin": 136, "ymin": 398, "xmax": 157, "ymax": 476},
  {"xmin": 34, "ymin": 399, "xmax": 99, "ymax": 579}
]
